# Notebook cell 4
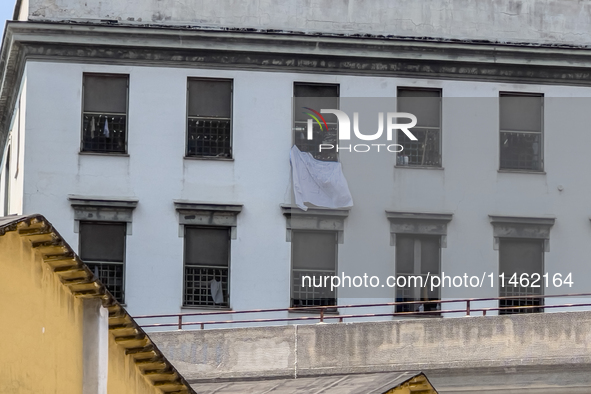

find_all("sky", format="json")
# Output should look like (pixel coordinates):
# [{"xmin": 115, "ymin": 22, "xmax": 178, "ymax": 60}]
[{"xmin": 0, "ymin": 1, "xmax": 14, "ymax": 38}]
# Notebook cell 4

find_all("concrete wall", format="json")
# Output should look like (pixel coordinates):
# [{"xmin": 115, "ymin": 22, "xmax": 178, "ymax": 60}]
[
  {"xmin": 150, "ymin": 311, "xmax": 591, "ymax": 381},
  {"xmin": 22, "ymin": 0, "xmax": 591, "ymax": 46}
]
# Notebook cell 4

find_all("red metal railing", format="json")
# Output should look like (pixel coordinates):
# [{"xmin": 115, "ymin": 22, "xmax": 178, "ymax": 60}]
[{"xmin": 133, "ymin": 293, "xmax": 591, "ymax": 330}]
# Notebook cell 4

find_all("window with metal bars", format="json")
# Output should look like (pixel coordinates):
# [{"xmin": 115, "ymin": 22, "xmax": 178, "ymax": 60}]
[
  {"xmin": 187, "ymin": 78, "xmax": 233, "ymax": 158},
  {"xmin": 81, "ymin": 74, "xmax": 128, "ymax": 154},
  {"xmin": 291, "ymin": 231, "xmax": 337, "ymax": 307},
  {"xmin": 183, "ymin": 227, "xmax": 230, "ymax": 308},
  {"xmin": 395, "ymin": 235, "xmax": 441, "ymax": 313},
  {"xmin": 499, "ymin": 238, "xmax": 544, "ymax": 314},
  {"xmin": 396, "ymin": 88, "xmax": 442, "ymax": 167},
  {"xmin": 499, "ymin": 93, "xmax": 544, "ymax": 171},
  {"xmin": 293, "ymin": 83, "xmax": 339, "ymax": 162},
  {"xmin": 79, "ymin": 222, "xmax": 126, "ymax": 303}
]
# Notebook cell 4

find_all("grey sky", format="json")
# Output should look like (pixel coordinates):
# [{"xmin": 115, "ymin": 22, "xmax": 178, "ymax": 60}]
[{"xmin": 0, "ymin": 2, "xmax": 14, "ymax": 38}]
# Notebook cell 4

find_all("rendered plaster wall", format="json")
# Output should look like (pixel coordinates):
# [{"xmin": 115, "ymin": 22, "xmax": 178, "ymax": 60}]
[
  {"xmin": 23, "ymin": 0, "xmax": 591, "ymax": 46},
  {"xmin": 19, "ymin": 60, "xmax": 591, "ymax": 320},
  {"xmin": 0, "ymin": 229, "xmax": 85, "ymax": 393}
]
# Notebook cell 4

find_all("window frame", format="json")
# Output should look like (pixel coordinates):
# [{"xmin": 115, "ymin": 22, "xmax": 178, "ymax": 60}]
[
  {"xmin": 498, "ymin": 92, "xmax": 544, "ymax": 172},
  {"xmin": 78, "ymin": 220, "xmax": 127, "ymax": 303},
  {"xmin": 80, "ymin": 72, "xmax": 130, "ymax": 155},
  {"xmin": 489, "ymin": 215, "xmax": 555, "ymax": 314},
  {"xmin": 498, "ymin": 237, "xmax": 545, "ymax": 314},
  {"xmin": 395, "ymin": 87, "xmax": 443, "ymax": 169},
  {"xmin": 182, "ymin": 225, "xmax": 232, "ymax": 309},
  {"xmin": 185, "ymin": 77, "xmax": 234, "ymax": 160},
  {"xmin": 394, "ymin": 234, "xmax": 442, "ymax": 313},
  {"xmin": 290, "ymin": 229, "xmax": 339, "ymax": 308},
  {"xmin": 293, "ymin": 82, "xmax": 340, "ymax": 162}
]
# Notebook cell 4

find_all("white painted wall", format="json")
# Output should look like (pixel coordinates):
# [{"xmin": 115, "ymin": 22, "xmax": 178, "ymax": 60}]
[
  {"xmin": 24, "ymin": 0, "xmax": 591, "ymax": 46},
  {"xmin": 20, "ymin": 60, "xmax": 591, "ymax": 322},
  {"xmin": 1, "ymin": 75, "xmax": 27, "ymax": 217}
]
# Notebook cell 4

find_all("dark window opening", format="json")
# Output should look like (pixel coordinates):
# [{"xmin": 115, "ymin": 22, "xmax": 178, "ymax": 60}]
[
  {"xmin": 499, "ymin": 238, "xmax": 544, "ymax": 314},
  {"xmin": 291, "ymin": 231, "xmax": 337, "ymax": 308},
  {"xmin": 187, "ymin": 79, "xmax": 233, "ymax": 158},
  {"xmin": 81, "ymin": 74, "xmax": 128, "ymax": 154},
  {"xmin": 183, "ymin": 227, "xmax": 230, "ymax": 308},
  {"xmin": 395, "ymin": 235, "xmax": 441, "ymax": 314},
  {"xmin": 500, "ymin": 93, "xmax": 544, "ymax": 171},
  {"xmin": 294, "ymin": 83, "xmax": 339, "ymax": 162},
  {"xmin": 79, "ymin": 222, "xmax": 126, "ymax": 303},
  {"xmin": 396, "ymin": 88, "xmax": 442, "ymax": 167}
]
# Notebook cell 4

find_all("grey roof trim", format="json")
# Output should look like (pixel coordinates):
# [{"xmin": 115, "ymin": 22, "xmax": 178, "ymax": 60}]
[
  {"xmin": 386, "ymin": 211, "xmax": 453, "ymax": 223},
  {"xmin": 174, "ymin": 200, "xmax": 243, "ymax": 213},
  {"xmin": 68, "ymin": 195, "xmax": 139, "ymax": 209},
  {"xmin": 281, "ymin": 204, "xmax": 350, "ymax": 218},
  {"xmin": 489, "ymin": 215, "xmax": 556, "ymax": 226}
]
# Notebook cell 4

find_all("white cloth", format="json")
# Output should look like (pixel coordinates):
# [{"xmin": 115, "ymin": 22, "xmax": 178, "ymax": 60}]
[
  {"xmin": 90, "ymin": 116, "xmax": 96, "ymax": 139},
  {"xmin": 289, "ymin": 145, "xmax": 354, "ymax": 211},
  {"xmin": 103, "ymin": 118, "xmax": 110, "ymax": 138},
  {"xmin": 210, "ymin": 279, "xmax": 224, "ymax": 304}
]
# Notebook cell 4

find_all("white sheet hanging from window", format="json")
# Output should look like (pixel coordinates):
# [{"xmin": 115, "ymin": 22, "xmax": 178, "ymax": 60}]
[{"xmin": 290, "ymin": 145, "xmax": 354, "ymax": 211}]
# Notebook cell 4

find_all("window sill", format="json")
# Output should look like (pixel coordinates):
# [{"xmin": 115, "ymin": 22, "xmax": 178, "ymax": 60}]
[
  {"xmin": 181, "ymin": 306, "xmax": 233, "ymax": 311},
  {"xmin": 498, "ymin": 169, "xmax": 546, "ymax": 175},
  {"xmin": 79, "ymin": 151, "xmax": 129, "ymax": 157},
  {"xmin": 289, "ymin": 307, "xmax": 340, "ymax": 315},
  {"xmin": 395, "ymin": 165, "xmax": 444, "ymax": 170},
  {"xmin": 184, "ymin": 156, "xmax": 234, "ymax": 161}
]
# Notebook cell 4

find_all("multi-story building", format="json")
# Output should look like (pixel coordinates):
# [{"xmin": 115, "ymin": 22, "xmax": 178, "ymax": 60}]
[{"xmin": 2, "ymin": 0, "xmax": 591, "ymax": 320}]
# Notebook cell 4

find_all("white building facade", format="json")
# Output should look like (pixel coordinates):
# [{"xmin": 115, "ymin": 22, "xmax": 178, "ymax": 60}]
[{"xmin": 2, "ymin": 0, "xmax": 591, "ymax": 321}]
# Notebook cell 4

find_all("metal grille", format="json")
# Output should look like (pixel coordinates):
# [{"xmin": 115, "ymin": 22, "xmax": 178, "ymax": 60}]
[
  {"xmin": 187, "ymin": 118, "xmax": 231, "ymax": 158},
  {"xmin": 397, "ymin": 128, "xmax": 441, "ymax": 167},
  {"xmin": 395, "ymin": 274, "xmax": 440, "ymax": 313},
  {"xmin": 87, "ymin": 262, "xmax": 124, "ymax": 303},
  {"xmin": 291, "ymin": 269, "xmax": 336, "ymax": 307},
  {"xmin": 184, "ymin": 266, "xmax": 229, "ymax": 308},
  {"xmin": 294, "ymin": 122, "xmax": 338, "ymax": 162},
  {"xmin": 499, "ymin": 277, "xmax": 543, "ymax": 314},
  {"xmin": 82, "ymin": 114, "xmax": 127, "ymax": 153},
  {"xmin": 500, "ymin": 131, "xmax": 542, "ymax": 171}
]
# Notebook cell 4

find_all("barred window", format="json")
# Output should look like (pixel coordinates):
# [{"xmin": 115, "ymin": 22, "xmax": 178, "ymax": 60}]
[
  {"xmin": 499, "ymin": 239, "xmax": 544, "ymax": 314},
  {"xmin": 183, "ymin": 227, "xmax": 230, "ymax": 308},
  {"xmin": 500, "ymin": 93, "xmax": 544, "ymax": 171},
  {"xmin": 79, "ymin": 222, "xmax": 126, "ymax": 303},
  {"xmin": 81, "ymin": 74, "xmax": 128, "ymax": 154},
  {"xmin": 291, "ymin": 231, "xmax": 337, "ymax": 307},
  {"xmin": 187, "ymin": 79, "xmax": 233, "ymax": 158},
  {"xmin": 396, "ymin": 88, "xmax": 442, "ymax": 167},
  {"xmin": 395, "ymin": 235, "xmax": 441, "ymax": 313},
  {"xmin": 293, "ymin": 83, "xmax": 339, "ymax": 162}
]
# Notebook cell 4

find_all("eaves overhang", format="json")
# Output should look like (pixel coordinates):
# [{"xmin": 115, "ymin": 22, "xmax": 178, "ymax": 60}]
[
  {"xmin": 0, "ymin": 214, "xmax": 198, "ymax": 394},
  {"xmin": 4, "ymin": 21, "xmax": 591, "ymax": 156}
]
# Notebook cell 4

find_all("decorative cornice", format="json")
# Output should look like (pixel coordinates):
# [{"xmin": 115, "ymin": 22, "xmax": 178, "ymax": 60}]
[
  {"xmin": 173, "ymin": 200, "xmax": 243, "ymax": 213},
  {"xmin": 68, "ymin": 195, "xmax": 139, "ymax": 209},
  {"xmin": 281, "ymin": 204, "xmax": 350, "ymax": 218},
  {"xmin": 386, "ymin": 211, "xmax": 453, "ymax": 223},
  {"xmin": 489, "ymin": 215, "xmax": 556, "ymax": 227}
]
